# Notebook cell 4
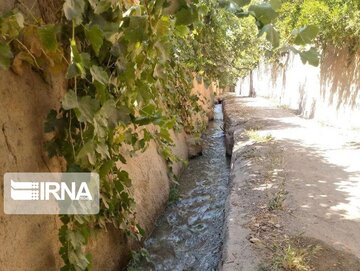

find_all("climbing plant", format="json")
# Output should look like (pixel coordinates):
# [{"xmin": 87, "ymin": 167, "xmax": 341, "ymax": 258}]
[
  {"xmin": 183, "ymin": 6, "xmax": 264, "ymax": 87},
  {"xmin": 0, "ymin": 0, "xmax": 322, "ymax": 270},
  {"xmin": 276, "ymin": 0, "xmax": 360, "ymax": 47},
  {"xmin": 270, "ymin": 0, "xmax": 360, "ymax": 65}
]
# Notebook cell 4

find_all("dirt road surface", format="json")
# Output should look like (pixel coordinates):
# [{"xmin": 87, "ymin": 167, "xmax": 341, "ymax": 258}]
[{"xmin": 221, "ymin": 96, "xmax": 360, "ymax": 271}]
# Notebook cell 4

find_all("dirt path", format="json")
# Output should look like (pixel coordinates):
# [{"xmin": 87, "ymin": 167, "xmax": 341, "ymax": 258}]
[{"xmin": 221, "ymin": 96, "xmax": 360, "ymax": 271}]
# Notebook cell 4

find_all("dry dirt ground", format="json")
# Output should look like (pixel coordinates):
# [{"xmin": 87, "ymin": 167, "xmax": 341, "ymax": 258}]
[{"xmin": 221, "ymin": 96, "xmax": 360, "ymax": 271}]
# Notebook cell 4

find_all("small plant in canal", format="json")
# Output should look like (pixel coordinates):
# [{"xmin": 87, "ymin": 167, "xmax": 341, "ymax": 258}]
[
  {"xmin": 168, "ymin": 185, "xmax": 180, "ymax": 204},
  {"xmin": 127, "ymin": 248, "xmax": 152, "ymax": 271}
]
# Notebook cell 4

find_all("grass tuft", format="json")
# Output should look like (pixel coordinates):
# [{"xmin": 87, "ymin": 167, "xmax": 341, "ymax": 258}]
[
  {"xmin": 245, "ymin": 129, "xmax": 273, "ymax": 143},
  {"xmin": 268, "ymin": 189, "xmax": 287, "ymax": 211},
  {"xmin": 259, "ymin": 241, "xmax": 321, "ymax": 271}
]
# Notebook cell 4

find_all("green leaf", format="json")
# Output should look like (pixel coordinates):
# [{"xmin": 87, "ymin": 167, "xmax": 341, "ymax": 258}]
[
  {"xmin": 124, "ymin": 16, "xmax": 148, "ymax": 42},
  {"xmin": 270, "ymin": 0, "xmax": 282, "ymax": 11},
  {"xmin": 37, "ymin": 24, "xmax": 59, "ymax": 51},
  {"xmin": 85, "ymin": 25, "xmax": 104, "ymax": 56},
  {"xmin": 114, "ymin": 180, "xmax": 124, "ymax": 193},
  {"xmin": 140, "ymin": 103, "xmax": 157, "ymax": 115},
  {"xmin": 77, "ymin": 96, "xmax": 100, "ymax": 123},
  {"xmin": 44, "ymin": 109, "xmax": 58, "ymax": 133},
  {"xmin": 79, "ymin": 53, "xmax": 91, "ymax": 69},
  {"xmin": 95, "ymin": 142, "xmax": 110, "ymax": 159},
  {"xmin": 299, "ymin": 47, "xmax": 320, "ymax": 66},
  {"xmin": 66, "ymin": 63, "xmax": 80, "ymax": 79},
  {"xmin": 90, "ymin": 65, "xmax": 109, "ymax": 85},
  {"xmin": 155, "ymin": 16, "xmax": 171, "ymax": 37},
  {"xmin": 76, "ymin": 141, "xmax": 96, "ymax": 166},
  {"xmin": 293, "ymin": 25, "xmax": 319, "ymax": 45},
  {"xmin": 160, "ymin": 127, "xmax": 172, "ymax": 143},
  {"xmin": 233, "ymin": 0, "xmax": 251, "ymax": 7},
  {"xmin": 118, "ymin": 170, "xmax": 131, "ymax": 187},
  {"xmin": 174, "ymin": 25, "xmax": 189, "ymax": 38},
  {"xmin": 99, "ymin": 160, "xmax": 114, "ymax": 178},
  {"xmin": 260, "ymin": 24, "xmax": 279, "ymax": 48},
  {"xmin": 62, "ymin": 90, "xmax": 78, "ymax": 110},
  {"xmin": 249, "ymin": 3, "xmax": 278, "ymax": 25},
  {"xmin": 63, "ymin": 0, "xmax": 85, "ymax": 25},
  {"xmin": 0, "ymin": 12, "xmax": 24, "ymax": 38},
  {"xmin": 0, "ymin": 42, "xmax": 13, "ymax": 69},
  {"xmin": 135, "ymin": 116, "xmax": 161, "ymax": 126},
  {"xmin": 175, "ymin": 7, "xmax": 198, "ymax": 25},
  {"xmin": 96, "ymin": 100, "xmax": 120, "ymax": 128},
  {"xmin": 88, "ymin": 0, "xmax": 111, "ymax": 14}
]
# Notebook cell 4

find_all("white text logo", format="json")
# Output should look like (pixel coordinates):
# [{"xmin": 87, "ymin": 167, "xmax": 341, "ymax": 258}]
[
  {"xmin": 11, "ymin": 180, "xmax": 92, "ymax": 201},
  {"xmin": 4, "ymin": 173, "xmax": 99, "ymax": 214}
]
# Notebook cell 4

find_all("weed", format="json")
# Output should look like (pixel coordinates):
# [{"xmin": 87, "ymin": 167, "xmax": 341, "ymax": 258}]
[
  {"xmin": 127, "ymin": 248, "xmax": 151, "ymax": 271},
  {"xmin": 168, "ymin": 185, "xmax": 180, "ymax": 203},
  {"xmin": 245, "ymin": 129, "xmax": 273, "ymax": 143},
  {"xmin": 268, "ymin": 189, "xmax": 287, "ymax": 211},
  {"xmin": 278, "ymin": 104, "xmax": 290, "ymax": 110},
  {"xmin": 260, "ymin": 241, "xmax": 321, "ymax": 271}
]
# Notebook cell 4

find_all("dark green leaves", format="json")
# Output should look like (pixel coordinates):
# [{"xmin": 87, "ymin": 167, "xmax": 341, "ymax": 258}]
[
  {"xmin": 175, "ymin": 7, "xmax": 198, "ymax": 25},
  {"xmin": 155, "ymin": 16, "xmax": 171, "ymax": 37},
  {"xmin": 90, "ymin": 65, "xmax": 108, "ymax": 85},
  {"xmin": 0, "ymin": 11, "xmax": 24, "ymax": 39},
  {"xmin": 233, "ymin": 0, "xmax": 251, "ymax": 7},
  {"xmin": 76, "ymin": 140, "xmax": 96, "ymax": 166},
  {"xmin": 292, "ymin": 25, "xmax": 319, "ymax": 45},
  {"xmin": 299, "ymin": 47, "xmax": 320, "ymax": 66},
  {"xmin": 174, "ymin": 25, "xmax": 189, "ymax": 38},
  {"xmin": 117, "ymin": 170, "xmax": 131, "ymax": 188},
  {"xmin": 0, "ymin": 42, "xmax": 13, "ymax": 69},
  {"xmin": 37, "ymin": 24, "xmax": 59, "ymax": 51},
  {"xmin": 62, "ymin": 90, "xmax": 100, "ymax": 123},
  {"xmin": 249, "ymin": 3, "xmax": 278, "ymax": 26},
  {"xmin": 63, "ymin": 0, "xmax": 85, "ymax": 25},
  {"xmin": 0, "ymin": 11, "xmax": 24, "ymax": 69},
  {"xmin": 76, "ymin": 96, "xmax": 100, "ymax": 123},
  {"xmin": 62, "ymin": 90, "xmax": 78, "ymax": 110},
  {"xmin": 124, "ymin": 16, "xmax": 148, "ymax": 42},
  {"xmin": 85, "ymin": 25, "xmax": 104, "ymax": 56},
  {"xmin": 260, "ymin": 24, "xmax": 279, "ymax": 48},
  {"xmin": 88, "ymin": 0, "xmax": 111, "ymax": 14},
  {"xmin": 270, "ymin": 0, "xmax": 282, "ymax": 11}
]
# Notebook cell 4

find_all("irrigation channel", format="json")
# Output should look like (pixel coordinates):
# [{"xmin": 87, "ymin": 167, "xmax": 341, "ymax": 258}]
[{"xmin": 137, "ymin": 104, "xmax": 230, "ymax": 270}]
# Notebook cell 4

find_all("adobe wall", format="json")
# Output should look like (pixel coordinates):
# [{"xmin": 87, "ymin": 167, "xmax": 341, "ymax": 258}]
[{"xmin": 236, "ymin": 46, "xmax": 360, "ymax": 129}]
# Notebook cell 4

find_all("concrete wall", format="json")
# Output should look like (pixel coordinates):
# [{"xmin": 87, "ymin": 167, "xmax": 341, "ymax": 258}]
[{"xmin": 236, "ymin": 46, "xmax": 360, "ymax": 129}]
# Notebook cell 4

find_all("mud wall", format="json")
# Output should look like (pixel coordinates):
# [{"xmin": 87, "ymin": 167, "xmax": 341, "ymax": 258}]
[
  {"xmin": 0, "ymin": 0, "xmax": 220, "ymax": 268},
  {"xmin": 0, "ymin": 67, "xmax": 217, "ymax": 270},
  {"xmin": 236, "ymin": 46, "xmax": 360, "ymax": 129}
]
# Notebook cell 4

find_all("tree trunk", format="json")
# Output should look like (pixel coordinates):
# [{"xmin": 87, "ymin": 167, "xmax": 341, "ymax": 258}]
[{"xmin": 249, "ymin": 70, "xmax": 256, "ymax": 97}]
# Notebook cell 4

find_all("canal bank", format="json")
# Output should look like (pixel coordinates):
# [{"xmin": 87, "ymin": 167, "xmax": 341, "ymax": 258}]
[{"xmin": 221, "ymin": 96, "xmax": 360, "ymax": 271}]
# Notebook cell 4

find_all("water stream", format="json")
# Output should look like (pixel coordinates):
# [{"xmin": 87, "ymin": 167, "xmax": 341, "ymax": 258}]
[{"xmin": 138, "ymin": 104, "xmax": 230, "ymax": 270}]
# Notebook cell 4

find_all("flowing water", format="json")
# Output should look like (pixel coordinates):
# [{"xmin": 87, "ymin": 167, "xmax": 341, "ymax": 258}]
[{"xmin": 136, "ymin": 104, "xmax": 230, "ymax": 271}]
